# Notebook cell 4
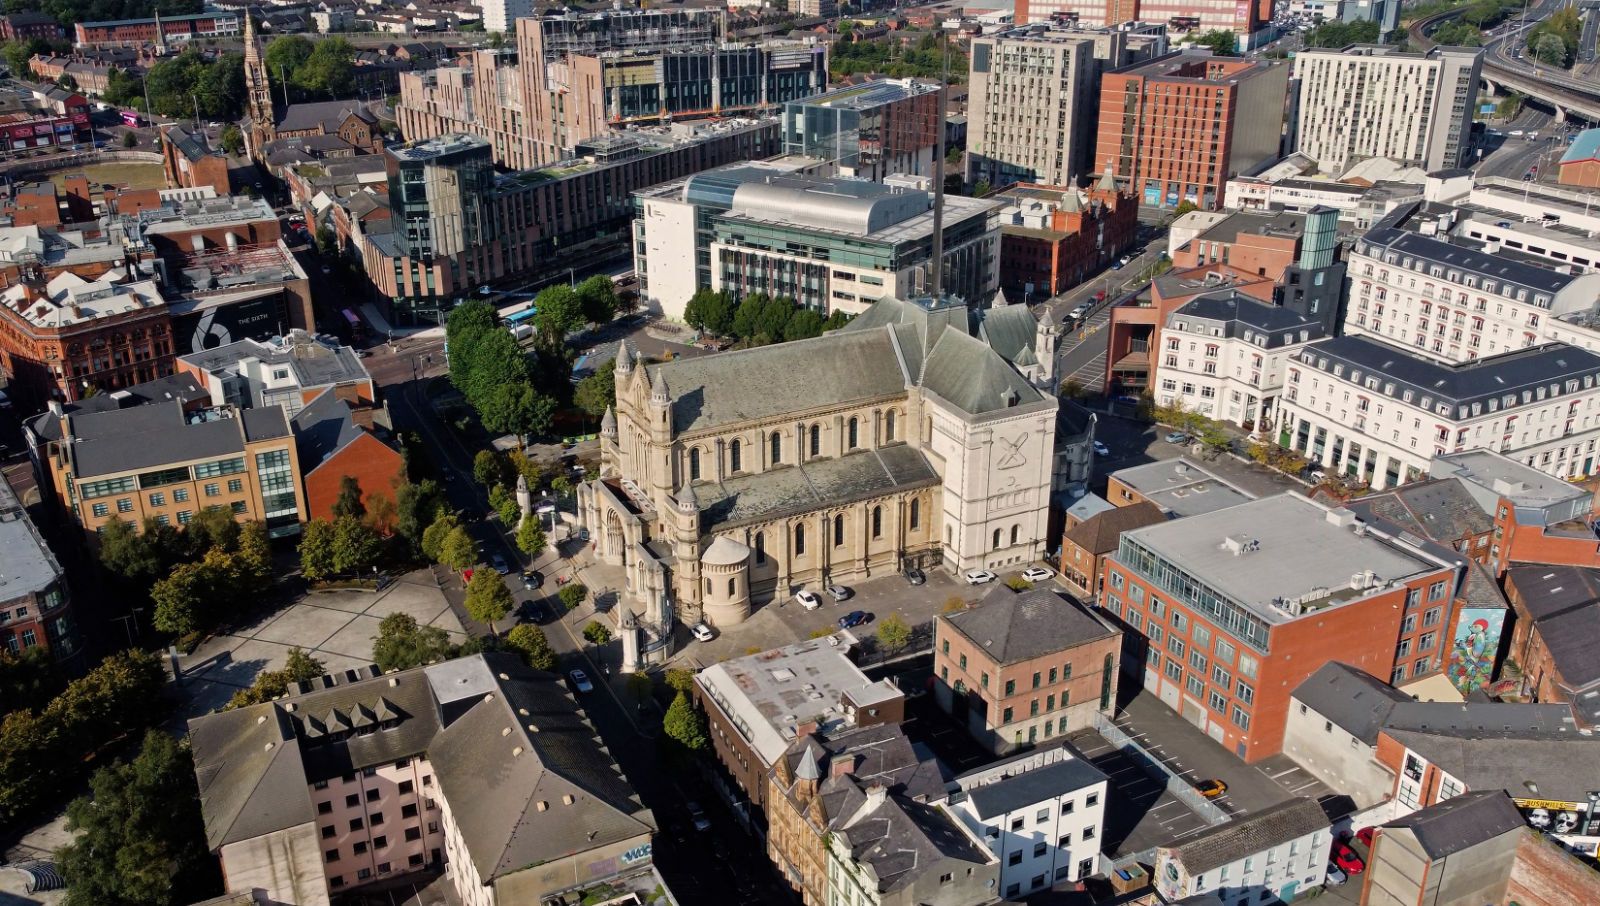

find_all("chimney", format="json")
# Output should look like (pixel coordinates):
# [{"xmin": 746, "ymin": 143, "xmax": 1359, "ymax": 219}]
[
  {"xmin": 830, "ymin": 754, "xmax": 858, "ymax": 779},
  {"xmin": 795, "ymin": 720, "xmax": 819, "ymax": 739}
]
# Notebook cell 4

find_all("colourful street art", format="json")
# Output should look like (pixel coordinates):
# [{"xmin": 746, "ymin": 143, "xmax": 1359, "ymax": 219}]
[{"xmin": 1445, "ymin": 606, "xmax": 1505, "ymax": 695}]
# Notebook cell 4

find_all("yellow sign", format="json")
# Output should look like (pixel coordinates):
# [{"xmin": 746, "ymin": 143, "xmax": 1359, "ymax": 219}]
[{"xmin": 1513, "ymin": 798, "xmax": 1583, "ymax": 811}]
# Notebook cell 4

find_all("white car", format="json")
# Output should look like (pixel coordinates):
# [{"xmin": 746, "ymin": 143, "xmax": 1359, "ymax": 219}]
[
  {"xmin": 1021, "ymin": 567, "xmax": 1054, "ymax": 582},
  {"xmin": 1092, "ymin": 441, "xmax": 1111, "ymax": 457},
  {"xmin": 796, "ymin": 590, "xmax": 822, "ymax": 610},
  {"xmin": 1325, "ymin": 864, "xmax": 1347, "ymax": 887},
  {"xmin": 964, "ymin": 569, "xmax": 998, "ymax": 585},
  {"xmin": 1510, "ymin": 129, "xmax": 1525, "ymax": 137},
  {"xmin": 690, "ymin": 622, "xmax": 714, "ymax": 642}
]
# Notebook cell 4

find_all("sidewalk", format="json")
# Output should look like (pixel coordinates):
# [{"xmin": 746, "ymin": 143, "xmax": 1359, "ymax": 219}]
[{"xmin": 359, "ymin": 301, "xmax": 446, "ymax": 341}]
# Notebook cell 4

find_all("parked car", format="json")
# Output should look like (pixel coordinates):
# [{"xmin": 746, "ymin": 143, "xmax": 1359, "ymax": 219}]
[
  {"xmin": 903, "ymin": 567, "xmax": 926, "ymax": 586},
  {"xmin": 490, "ymin": 554, "xmax": 510, "ymax": 575},
  {"xmin": 1325, "ymin": 864, "xmax": 1347, "ymax": 887},
  {"xmin": 838, "ymin": 610, "xmax": 871, "ymax": 629},
  {"xmin": 1118, "ymin": 255, "xmax": 1132, "ymax": 266},
  {"xmin": 477, "ymin": 285, "xmax": 492, "ymax": 295},
  {"xmin": 1333, "ymin": 844, "xmax": 1365, "ymax": 874},
  {"xmin": 1021, "ymin": 567, "xmax": 1053, "ymax": 582},
  {"xmin": 826, "ymin": 584, "xmax": 853, "ymax": 602},
  {"xmin": 686, "ymin": 801, "xmax": 711, "ymax": 832},
  {"xmin": 568, "ymin": 669, "xmax": 594, "ymax": 693},
  {"xmin": 1194, "ymin": 779, "xmax": 1228, "ymax": 799},
  {"xmin": 521, "ymin": 570, "xmax": 544, "ymax": 590},
  {"xmin": 964, "ymin": 569, "xmax": 998, "ymax": 585},
  {"xmin": 1067, "ymin": 304, "xmax": 1088, "ymax": 321},
  {"xmin": 690, "ymin": 622, "xmax": 714, "ymax": 642},
  {"xmin": 796, "ymin": 590, "xmax": 822, "ymax": 610},
  {"xmin": 1092, "ymin": 441, "xmax": 1111, "ymax": 457},
  {"xmin": 1355, "ymin": 826, "xmax": 1376, "ymax": 847},
  {"xmin": 1165, "ymin": 431, "xmax": 1190, "ymax": 445},
  {"xmin": 1510, "ymin": 129, "xmax": 1525, "ymax": 137}
]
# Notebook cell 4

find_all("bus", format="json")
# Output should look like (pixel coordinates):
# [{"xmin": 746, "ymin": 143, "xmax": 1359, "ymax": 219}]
[
  {"xmin": 503, "ymin": 306, "xmax": 538, "ymax": 328},
  {"xmin": 341, "ymin": 308, "xmax": 366, "ymax": 340},
  {"xmin": 120, "ymin": 110, "xmax": 144, "ymax": 128}
]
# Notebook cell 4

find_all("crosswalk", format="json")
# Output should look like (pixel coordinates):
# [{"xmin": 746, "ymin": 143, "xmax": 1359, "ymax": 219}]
[{"xmin": 1056, "ymin": 308, "xmax": 1114, "ymax": 393}]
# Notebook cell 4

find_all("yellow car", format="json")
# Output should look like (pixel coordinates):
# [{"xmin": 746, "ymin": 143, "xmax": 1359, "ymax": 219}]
[{"xmin": 1195, "ymin": 779, "xmax": 1229, "ymax": 799}]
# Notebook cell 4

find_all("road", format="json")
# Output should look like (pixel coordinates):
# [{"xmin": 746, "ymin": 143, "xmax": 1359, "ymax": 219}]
[
  {"xmin": 360, "ymin": 334, "xmax": 793, "ymax": 906},
  {"xmin": 1472, "ymin": 108, "xmax": 1562, "ymax": 181},
  {"xmin": 1041, "ymin": 230, "xmax": 1170, "ymax": 395}
]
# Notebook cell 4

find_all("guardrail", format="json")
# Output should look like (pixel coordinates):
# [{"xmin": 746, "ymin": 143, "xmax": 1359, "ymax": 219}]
[{"xmin": 1091, "ymin": 710, "xmax": 1232, "ymax": 826}]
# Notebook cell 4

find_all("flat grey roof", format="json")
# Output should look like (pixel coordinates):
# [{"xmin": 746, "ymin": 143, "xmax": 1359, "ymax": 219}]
[
  {"xmin": 0, "ymin": 470, "xmax": 60, "ymax": 600},
  {"xmin": 695, "ymin": 635, "xmax": 901, "ymax": 766},
  {"xmin": 956, "ymin": 752, "xmax": 1108, "ymax": 820},
  {"xmin": 1118, "ymin": 493, "xmax": 1445, "ymax": 623},
  {"xmin": 1109, "ymin": 457, "xmax": 1255, "ymax": 518},
  {"xmin": 65, "ymin": 402, "xmax": 255, "ymax": 478},
  {"xmin": 1430, "ymin": 449, "xmax": 1590, "ymax": 509}
]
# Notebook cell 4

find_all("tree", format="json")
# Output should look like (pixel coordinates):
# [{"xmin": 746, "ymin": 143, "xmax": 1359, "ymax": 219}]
[
  {"xmin": 506, "ymin": 623, "xmax": 557, "ymax": 670},
  {"xmin": 489, "ymin": 483, "xmax": 521, "ymax": 526},
  {"xmin": 219, "ymin": 124, "xmax": 243, "ymax": 155},
  {"xmin": 480, "ymin": 381, "xmax": 556, "ymax": 438},
  {"xmin": 151, "ymin": 561, "xmax": 213, "ymax": 636},
  {"xmin": 1192, "ymin": 29, "xmax": 1239, "ymax": 55},
  {"xmin": 684, "ymin": 288, "xmax": 734, "ymax": 336},
  {"xmin": 663, "ymin": 690, "xmax": 708, "ymax": 751},
  {"xmin": 421, "ymin": 513, "xmax": 459, "ymax": 562},
  {"xmin": 297, "ymin": 36, "xmax": 355, "ymax": 98},
  {"xmin": 558, "ymin": 582, "xmax": 589, "ymax": 613},
  {"xmin": 97, "ymin": 518, "xmax": 165, "ymax": 588},
  {"xmin": 57, "ymin": 730, "xmax": 221, "ymax": 906},
  {"xmin": 441, "ymin": 526, "xmax": 477, "ymax": 570},
  {"xmin": 464, "ymin": 567, "xmax": 513, "ymax": 633},
  {"xmin": 666, "ymin": 667, "xmax": 697, "ymax": 694},
  {"xmin": 516, "ymin": 514, "xmax": 547, "ymax": 557},
  {"xmin": 262, "ymin": 35, "xmax": 314, "ymax": 89},
  {"xmin": 1197, "ymin": 421, "xmax": 1232, "ymax": 452},
  {"xmin": 186, "ymin": 507, "xmax": 240, "ymax": 559},
  {"xmin": 0, "ymin": 647, "xmax": 62, "ymax": 719},
  {"xmin": 730, "ymin": 293, "xmax": 767, "ymax": 338},
  {"xmin": 234, "ymin": 522, "xmax": 272, "ymax": 596},
  {"xmin": 121, "ymin": 130, "xmax": 138, "ymax": 148},
  {"xmin": 1534, "ymin": 32, "xmax": 1568, "ymax": 66},
  {"xmin": 331, "ymin": 516, "xmax": 382, "ymax": 576},
  {"xmin": 298, "ymin": 518, "xmax": 337, "ymax": 581},
  {"xmin": 364, "ymin": 490, "xmax": 398, "ymax": 537},
  {"xmin": 474, "ymin": 450, "xmax": 507, "ymax": 489},
  {"xmin": 395, "ymin": 480, "xmax": 444, "ymax": 550},
  {"xmin": 332, "ymin": 475, "xmax": 366, "ymax": 520},
  {"xmin": 372, "ymin": 613, "xmax": 454, "ymax": 671},
  {"xmin": 574, "ymin": 358, "xmax": 617, "ymax": 418},
  {"xmin": 576, "ymin": 274, "xmax": 618, "ymax": 325},
  {"xmin": 876, "ymin": 613, "xmax": 912, "ymax": 654},
  {"xmin": 531, "ymin": 284, "xmax": 585, "ymax": 352},
  {"xmin": 224, "ymin": 647, "xmax": 326, "ymax": 709},
  {"xmin": 1172, "ymin": 200, "xmax": 1199, "ymax": 217},
  {"xmin": 582, "ymin": 620, "xmax": 612, "ymax": 645},
  {"xmin": 784, "ymin": 308, "xmax": 826, "ymax": 342}
]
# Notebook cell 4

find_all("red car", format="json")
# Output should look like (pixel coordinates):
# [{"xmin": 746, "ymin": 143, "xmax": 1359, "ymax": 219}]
[
  {"xmin": 1355, "ymin": 826, "xmax": 1376, "ymax": 847},
  {"xmin": 1333, "ymin": 843, "xmax": 1365, "ymax": 874}
]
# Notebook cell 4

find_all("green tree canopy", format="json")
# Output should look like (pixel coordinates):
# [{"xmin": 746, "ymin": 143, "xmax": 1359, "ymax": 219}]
[
  {"xmin": 420, "ymin": 512, "xmax": 459, "ymax": 563},
  {"xmin": 474, "ymin": 450, "xmax": 508, "ymax": 488},
  {"xmin": 395, "ymin": 480, "xmax": 444, "ymax": 550},
  {"xmin": 332, "ymin": 475, "xmax": 366, "ymax": 520},
  {"xmin": 464, "ymin": 568, "xmax": 513, "ymax": 633},
  {"xmin": 558, "ymin": 582, "xmax": 589, "ymax": 613},
  {"xmin": 663, "ymin": 690, "xmax": 708, "ymax": 751},
  {"xmin": 574, "ymin": 357, "xmax": 616, "ymax": 418},
  {"xmin": 440, "ymin": 526, "xmax": 477, "ymax": 571},
  {"xmin": 219, "ymin": 124, "xmax": 243, "ymax": 155},
  {"xmin": 298, "ymin": 518, "xmax": 337, "ymax": 582},
  {"xmin": 1191, "ymin": 30, "xmax": 1238, "ymax": 55},
  {"xmin": 531, "ymin": 284, "xmax": 585, "ymax": 353},
  {"xmin": 372, "ymin": 613, "xmax": 453, "ymax": 672},
  {"xmin": 875, "ymin": 612, "xmax": 912, "ymax": 654},
  {"xmin": 58, "ymin": 730, "xmax": 221, "ymax": 906},
  {"xmin": 331, "ymin": 516, "xmax": 382, "ymax": 576},
  {"xmin": 225, "ymin": 648, "xmax": 325, "ymax": 710},
  {"xmin": 516, "ymin": 514, "xmax": 547, "ymax": 557},
  {"xmin": 582, "ymin": 620, "xmax": 612, "ymax": 645},
  {"xmin": 575, "ymin": 274, "xmax": 618, "ymax": 325},
  {"xmin": 683, "ymin": 288, "xmax": 735, "ymax": 335},
  {"xmin": 506, "ymin": 623, "xmax": 557, "ymax": 671}
]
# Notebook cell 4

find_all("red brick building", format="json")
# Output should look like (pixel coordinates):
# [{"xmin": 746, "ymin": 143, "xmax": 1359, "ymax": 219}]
[
  {"xmin": 1094, "ymin": 53, "xmax": 1288, "ymax": 212},
  {"xmin": 1100, "ymin": 492, "xmax": 1460, "ymax": 762},
  {"xmin": 995, "ymin": 174, "xmax": 1139, "ymax": 300},
  {"xmin": 2, "ymin": 12, "xmax": 63, "ymax": 41},
  {"xmin": 1501, "ymin": 565, "xmax": 1600, "ymax": 728},
  {"xmin": 1059, "ymin": 501, "xmax": 1164, "ymax": 599},
  {"xmin": 73, "ymin": 11, "xmax": 240, "ymax": 46},
  {"xmin": 1429, "ymin": 449, "xmax": 1600, "ymax": 574},
  {"xmin": 159, "ymin": 123, "xmax": 230, "ymax": 197},
  {"xmin": 0, "ymin": 276, "xmax": 175, "ymax": 404},
  {"xmin": 292, "ymin": 389, "xmax": 405, "ymax": 523},
  {"xmin": 1168, "ymin": 208, "xmax": 1303, "ymax": 280},
  {"xmin": 1102, "ymin": 263, "xmax": 1275, "ymax": 394}
]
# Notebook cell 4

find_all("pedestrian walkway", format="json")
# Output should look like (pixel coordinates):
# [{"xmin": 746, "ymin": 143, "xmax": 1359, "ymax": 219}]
[{"xmin": 359, "ymin": 301, "xmax": 445, "ymax": 341}]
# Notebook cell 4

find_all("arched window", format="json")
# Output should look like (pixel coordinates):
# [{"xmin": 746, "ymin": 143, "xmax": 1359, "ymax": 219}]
[
  {"xmin": 755, "ymin": 531, "xmax": 766, "ymax": 564},
  {"xmin": 993, "ymin": 528, "xmax": 1002, "ymax": 550},
  {"xmin": 886, "ymin": 410, "xmax": 896, "ymax": 442},
  {"xmin": 770, "ymin": 432, "xmax": 781, "ymax": 465},
  {"xmin": 1010, "ymin": 525, "xmax": 1019, "ymax": 546},
  {"xmin": 688, "ymin": 447, "xmax": 700, "ymax": 482},
  {"xmin": 705, "ymin": 578, "xmax": 712, "ymax": 594},
  {"xmin": 872, "ymin": 506, "xmax": 882, "ymax": 539},
  {"xmin": 809, "ymin": 424, "xmax": 820, "ymax": 456},
  {"xmin": 728, "ymin": 578, "xmax": 736, "ymax": 596},
  {"xmin": 910, "ymin": 499, "xmax": 921, "ymax": 529},
  {"xmin": 730, "ymin": 439, "xmax": 742, "ymax": 473},
  {"xmin": 834, "ymin": 514, "xmax": 845, "ymax": 546},
  {"xmin": 795, "ymin": 524, "xmax": 806, "ymax": 556},
  {"xmin": 848, "ymin": 417, "xmax": 859, "ymax": 449}
]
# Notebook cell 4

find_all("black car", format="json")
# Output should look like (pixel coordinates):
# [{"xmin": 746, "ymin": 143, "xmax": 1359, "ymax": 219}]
[
  {"xmin": 903, "ymin": 567, "xmax": 926, "ymax": 586},
  {"xmin": 521, "ymin": 570, "xmax": 544, "ymax": 590}
]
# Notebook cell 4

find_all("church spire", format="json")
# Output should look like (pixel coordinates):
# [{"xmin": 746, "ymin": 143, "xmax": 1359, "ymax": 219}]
[{"xmin": 243, "ymin": 15, "xmax": 275, "ymax": 154}]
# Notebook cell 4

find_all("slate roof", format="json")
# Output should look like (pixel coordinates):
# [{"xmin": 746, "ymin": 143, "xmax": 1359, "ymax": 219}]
[
  {"xmin": 1164, "ymin": 798, "xmax": 1329, "ymax": 875},
  {"xmin": 291, "ymin": 388, "xmax": 367, "ymax": 474},
  {"xmin": 1340, "ymin": 478, "xmax": 1493, "ymax": 545},
  {"xmin": 695, "ymin": 444, "xmax": 940, "ymax": 531},
  {"xmin": 165, "ymin": 123, "xmax": 218, "ymax": 163},
  {"xmin": 837, "ymin": 794, "xmax": 994, "ymax": 894},
  {"xmin": 241, "ymin": 406, "xmax": 291, "ymax": 442},
  {"xmin": 1170, "ymin": 291, "xmax": 1329, "ymax": 347},
  {"xmin": 25, "ymin": 372, "xmax": 208, "ymax": 442},
  {"xmin": 1503, "ymin": 565, "xmax": 1600, "ymax": 704},
  {"xmin": 1296, "ymin": 662, "xmax": 1576, "ymax": 744},
  {"xmin": 1356, "ymin": 212, "xmax": 1576, "ymax": 295},
  {"xmin": 942, "ymin": 586, "xmax": 1118, "ymax": 667},
  {"xmin": 275, "ymin": 99, "xmax": 376, "ymax": 133},
  {"xmin": 188, "ymin": 654, "xmax": 653, "ymax": 879},
  {"xmin": 1383, "ymin": 790, "xmax": 1526, "ymax": 859},
  {"xmin": 1381, "ymin": 729, "xmax": 1600, "ymax": 803},
  {"xmin": 1063, "ymin": 501, "xmax": 1167, "ymax": 556},
  {"xmin": 958, "ymin": 750, "xmax": 1108, "ymax": 820},
  {"xmin": 1292, "ymin": 662, "xmax": 1416, "ymax": 745},
  {"xmin": 1296, "ymin": 337, "xmax": 1600, "ymax": 416},
  {"xmin": 64, "ymin": 402, "xmax": 267, "ymax": 477},
  {"xmin": 920, "ymin": 327, "xmax": 1044, "ymax": 416}
]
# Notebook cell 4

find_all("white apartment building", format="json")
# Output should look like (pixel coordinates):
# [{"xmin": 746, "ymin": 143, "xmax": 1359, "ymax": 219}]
[
  {"xmin": 475, "ymin": 0, "xmax": 532, "ymax": 33},
  {"xmin": 1277, "ymin": 335, "xmax": 1600, "ymax": 489},
  {"xmin": 1292, "ymin": 45, "xmax": 1481, "ymax": 174},
  {"xmin": 1155, "ymin": 290, "xmax": 1332, "ymax": 431},
  {"xmin": 1154, "ymin": 798, "xmax": 1332, "ymax": 905},
  {"xmin": 945, "ymin": 746, "xmax": 1109, "ymax": 901},
  {"xmin": 1344, "ymin": 204, "xmax": 1600, "ymax": 365},
  {"xmin": 967, "ymin": 30, "xmax": 1101, "ymax": 188}
]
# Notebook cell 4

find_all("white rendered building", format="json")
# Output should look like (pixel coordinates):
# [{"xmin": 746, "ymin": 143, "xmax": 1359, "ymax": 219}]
[
  {"xmin": 1277, "ymin": 335, "xmax": 1600, "ymax": 488},
  {"xmin": 1154, "ymin": 798, "xmax": 1332, "ymax": 905},
  {"xmin": 945, "ymin": 746, "xmax": 1109, "ymax": 900}
]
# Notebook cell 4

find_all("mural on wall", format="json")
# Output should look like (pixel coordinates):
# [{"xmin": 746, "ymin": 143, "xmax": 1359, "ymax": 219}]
[{"xmin": 1445, "ymin": 606, "xmax": 1506, "ymax": 695}]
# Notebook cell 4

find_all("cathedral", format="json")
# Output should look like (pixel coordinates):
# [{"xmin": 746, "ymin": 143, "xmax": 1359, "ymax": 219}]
[{"xmin": 577, "ymin": 292, "xmax": 1072, "ymax": 669}]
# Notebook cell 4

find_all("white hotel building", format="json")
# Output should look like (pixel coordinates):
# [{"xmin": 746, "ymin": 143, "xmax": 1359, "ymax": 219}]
[
  {"xmin": 1276, "ymin": 335, "xmax": 1600, "ymax": 488},
  {"xmin": 1343, "ymin": 204, "xmax": 1600, "ymax": 365}
]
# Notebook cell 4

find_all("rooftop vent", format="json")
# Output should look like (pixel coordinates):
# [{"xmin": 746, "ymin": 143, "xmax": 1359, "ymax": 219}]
[
  {"xmin": 1221, "ymin": 533, "xmax": 1259, "ymax": 555},
  {"xmin": 1326, "ymin": 508, "xmax": 1358, "ymax": 529}
]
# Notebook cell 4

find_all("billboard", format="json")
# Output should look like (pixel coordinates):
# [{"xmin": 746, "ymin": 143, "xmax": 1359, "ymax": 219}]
[
  {"xmin": 173, "ymin": 294, "xmax": 288, "ymax": 355},
  {"xmin": 1444, "ymin": 606, "xmax": 1505, "ymax": 695}
]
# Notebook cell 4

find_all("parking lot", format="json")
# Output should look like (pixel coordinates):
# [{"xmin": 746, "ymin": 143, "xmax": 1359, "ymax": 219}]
[{"xmin": 1065, "ymin": 729, "xmax": 1214, "ymax": 856}]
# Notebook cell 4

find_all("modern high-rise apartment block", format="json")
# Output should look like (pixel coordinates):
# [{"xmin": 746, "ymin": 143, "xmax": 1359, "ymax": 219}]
[
  {"xmin": 781, "ymin": 79, "xmax": 942, "ymax": 183},
  {"xmin": 396, "ymin": 9, "xmax": 827, "ymax": 168},
  {"xmin": 477, "ymin": 0, "xmax": 532, "ymax": 33},
  {"xmin": 1094, "ymin": 52, "xmax": 1287, "ymax": 210},
  {"xmin": 967, "ymin": 25, "xmax": 1164, "ymax": 190},
  {"xmin": 1018, "ymin": 0, "xmax": 1266, "ymax": 35},
  {"xmin": 1292, "ymin": 45, "xmax": 1482, "ymax": 174},
  {"xmin": 385, "ymin": 134, "xmax": 496, "ymax": 264}
]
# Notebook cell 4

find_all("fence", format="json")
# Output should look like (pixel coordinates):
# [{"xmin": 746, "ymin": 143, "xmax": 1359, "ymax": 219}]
[{"xmin": 1092, "ymin": 710, "xmax": 1231, "ymax": 826}]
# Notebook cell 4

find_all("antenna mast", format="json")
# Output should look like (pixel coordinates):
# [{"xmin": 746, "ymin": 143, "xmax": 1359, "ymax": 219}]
[{"xmin": 929, "ymin": 36, "xmax": 949, "ymax": 299}]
